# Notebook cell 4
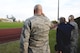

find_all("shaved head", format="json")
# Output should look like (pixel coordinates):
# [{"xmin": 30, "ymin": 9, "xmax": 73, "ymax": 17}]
[
  {"xmin": 68, "ymin": 15, "xmax": 74, "ymax": 22},
  {"xmin": 34, "ymin": 4, "xmax": 42, "ymax": 10},
  {"xmin": 34, "ymin": 4, "xmax": 43, "ymax": 15}
]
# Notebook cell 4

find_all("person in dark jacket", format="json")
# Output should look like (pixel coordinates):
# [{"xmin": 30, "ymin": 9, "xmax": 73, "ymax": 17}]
[{"xmin": 55, "ymin": 17, "xmax": 74, "ymax": 53}]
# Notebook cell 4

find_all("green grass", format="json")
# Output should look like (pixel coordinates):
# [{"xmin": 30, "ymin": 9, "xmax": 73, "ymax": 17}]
[
  {"xmin": 49, "ymin": 30, "xmax": 56, "ymax": 53},
  {"xmin": 0, "ymin": 40, "xmax": 20, "ymax": 53},
  {"xmin": 0, "ymin": 22, "xmax": 23, "ymax": 29}
]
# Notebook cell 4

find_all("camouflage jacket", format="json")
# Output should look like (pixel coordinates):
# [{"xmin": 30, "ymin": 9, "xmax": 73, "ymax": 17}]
[
  {"xmin": 70, "ymin": 21, "xmax": 79, "ymax": 46},
  {"xmin": 20, "ymin": 15, "xmax": 51, "ymax": 53}
]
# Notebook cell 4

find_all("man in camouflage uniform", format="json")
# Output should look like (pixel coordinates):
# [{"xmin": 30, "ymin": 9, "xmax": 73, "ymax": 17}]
[
  {"xmin": 20, "ymin": 4, "xmax": 51, "ymax": 53},
  {"xmin": 68, "ymin": 15, "xmax": 79, "ymax": 53}
]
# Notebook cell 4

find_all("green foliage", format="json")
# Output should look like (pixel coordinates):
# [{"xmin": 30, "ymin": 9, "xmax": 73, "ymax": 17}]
[
  {"xmin": 0, "ymin": 22, "xmax": 23, "ymax": 29},
  {"xmin": 51, "ymin": 21, "xmax": 58, "ymax": 24}
]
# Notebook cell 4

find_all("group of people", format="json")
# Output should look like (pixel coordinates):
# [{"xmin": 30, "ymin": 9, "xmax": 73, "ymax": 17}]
[
  {"xmin": 55, "ymin": 15, "xmax": 79, "ymax": 53},
  {"xmin": 20, "ymin": 4, "xmax": 79, "ymax": 53}
]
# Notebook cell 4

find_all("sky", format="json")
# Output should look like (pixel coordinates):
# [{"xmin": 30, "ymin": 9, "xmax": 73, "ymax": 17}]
[{"xmin": 0, "ymin": 0, "xmax": 80, "ymax": 21}]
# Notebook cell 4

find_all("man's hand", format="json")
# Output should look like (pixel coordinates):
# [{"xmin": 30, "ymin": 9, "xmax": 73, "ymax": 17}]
[{"xmin": 60, "ymin": 51, "xmax": 62, "ymax": 53}]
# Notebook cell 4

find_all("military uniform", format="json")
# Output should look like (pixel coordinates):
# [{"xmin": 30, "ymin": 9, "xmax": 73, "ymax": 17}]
[
  {"xmin": 70, "ymin": 22, "xmax": 79, "ymax": 53},
  {"xmin": 20, "ymin": 15, "xmax": 51, "ymax": 53}
]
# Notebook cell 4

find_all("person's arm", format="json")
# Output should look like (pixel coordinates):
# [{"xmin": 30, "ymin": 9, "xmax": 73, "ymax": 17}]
[
  {"xmin": 20, "ymin": 20, "xmax": 31, "ymax": 53},
  {"xmin": 75, "ymin": 23, "xmax": 79, "ymax": 39},
  {"xmin": 72, "ymin": 23, "xmax": 79, "ymax": 42},
  {"xmin": 67, "ymin": 23, "xmax": 74, "ymax": 29}
]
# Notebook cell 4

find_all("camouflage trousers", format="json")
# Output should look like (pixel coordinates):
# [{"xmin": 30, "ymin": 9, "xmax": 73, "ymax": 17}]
[
  {"xmin": 70, "ymin": 46, "xmax": 77, "ymax": 53},
  {"xmin": 70, "ymin": 41, "xmax": 78, "ymax": 53}
]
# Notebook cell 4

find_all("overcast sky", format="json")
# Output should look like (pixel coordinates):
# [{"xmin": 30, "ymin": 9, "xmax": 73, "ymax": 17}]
[{"xmin": 0, "ymin": 0, "xmax": 80, "ymax": 21}]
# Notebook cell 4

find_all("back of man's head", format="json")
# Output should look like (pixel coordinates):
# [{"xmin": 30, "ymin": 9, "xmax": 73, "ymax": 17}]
[
  {"xmin": 68, "ymin": 15, "xmax": 74, "ymax": 22},
  {"xmin": 34, "ymin": 4, "xmax": 42, "ymax": 15},
  {"xmin": 60, "ymin": 17, "xmax": 66, "ymax": 23}
]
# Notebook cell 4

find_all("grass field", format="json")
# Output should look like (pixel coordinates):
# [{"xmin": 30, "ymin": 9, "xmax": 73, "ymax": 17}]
[
  {"xmin": 0, "ymin": 40, "xmax": 20, "ymax": 53},
  {"xmin": 0, "ymin": 22, "xmax": 80, "ymax": 53},
  {"xmin": 0, "ymin": 30, "xmax": 80, "ymax": 53},
  {"xmin": 0, "ymin": 22, "xmax": 23, "ymax": 29},
  {"xmin": 0, "ymin": 30, "xmax": 56, "ymax": 53},
  {"xmin": 49, "ymin": 30, "xmax": 56, "ymax": 53}
]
